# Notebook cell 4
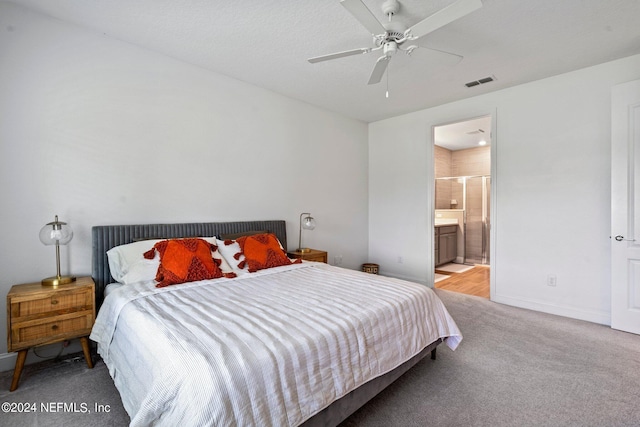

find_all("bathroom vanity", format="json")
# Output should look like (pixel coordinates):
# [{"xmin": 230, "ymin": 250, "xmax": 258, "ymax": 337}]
[{"xmin": 435, "ymin": 224, "xmax": 458, "ymax": 266}]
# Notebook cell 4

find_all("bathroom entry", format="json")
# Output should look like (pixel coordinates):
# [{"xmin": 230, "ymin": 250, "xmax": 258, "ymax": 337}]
[{"xmin": 433, "ymin": 115, "xmax": 492, "ymax": 298}]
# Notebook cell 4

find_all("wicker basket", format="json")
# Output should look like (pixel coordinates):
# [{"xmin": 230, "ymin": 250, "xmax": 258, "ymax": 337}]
[{"xmin": 361, "ymin": 263, "xmax": 379, "ymax": 274}]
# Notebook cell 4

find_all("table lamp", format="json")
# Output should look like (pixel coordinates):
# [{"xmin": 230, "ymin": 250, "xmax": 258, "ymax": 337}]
[
  {"xmin": 298, "ymin": 213, "xmax": 316, "ymax": 253},
  {"xmin": 39, "ymin": 215, "xmax": 76, "ymax": 286}
]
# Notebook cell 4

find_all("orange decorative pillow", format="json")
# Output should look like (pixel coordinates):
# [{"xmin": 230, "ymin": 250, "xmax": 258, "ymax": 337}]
[
  {"xmin": 234, "ymin": 233, "xmax": 300, "ymax": 272},
  {"xmin": 143, "ymin": 238, "xmax": 234, "ymax": 288}
]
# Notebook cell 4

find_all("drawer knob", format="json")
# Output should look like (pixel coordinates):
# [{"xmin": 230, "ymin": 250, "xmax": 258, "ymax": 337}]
[
  {"xmin": 51, "ymin": 299, "xmax": 59, "ymax": 305},
  {"xmin": 51, "ymin": 325, "xmax": 59, "ymax": 331}
]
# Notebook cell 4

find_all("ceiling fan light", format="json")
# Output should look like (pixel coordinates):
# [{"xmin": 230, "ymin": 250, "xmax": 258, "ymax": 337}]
[{"xmin": 383, "ymin": 42, "xmax": 397, "ymax": 56}]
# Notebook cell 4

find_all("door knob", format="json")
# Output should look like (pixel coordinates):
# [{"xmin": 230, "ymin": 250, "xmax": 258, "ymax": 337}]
[{"xmin": 615, "ymin": 235, "xmax": 635, "ymax": 242}]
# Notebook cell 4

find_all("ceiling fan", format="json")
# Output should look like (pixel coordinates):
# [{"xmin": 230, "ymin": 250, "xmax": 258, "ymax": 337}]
[{"xmin": 308, "ymin": 0, "xmax": 483, "ymax": 86}]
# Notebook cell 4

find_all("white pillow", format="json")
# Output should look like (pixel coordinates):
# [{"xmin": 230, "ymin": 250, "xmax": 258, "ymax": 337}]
[
  {"xmin": 216, "ymin": 238, "xmax": 248, "ymax": 272},
  {"xmin": 119, "ymin": 253, "xmax": 160, "ymax": 285},
  {"xmin": 203, "ymin": 237, "xmax": 235, "ymax": 275},
  {"xmin": 107, "ymin": 239, "xmax": 163, "ymax": 283}
]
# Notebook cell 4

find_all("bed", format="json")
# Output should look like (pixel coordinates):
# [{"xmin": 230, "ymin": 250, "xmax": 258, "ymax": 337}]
[{"xmin": 89, "ymin": 220, "xmax": 462, "ymax": 426}]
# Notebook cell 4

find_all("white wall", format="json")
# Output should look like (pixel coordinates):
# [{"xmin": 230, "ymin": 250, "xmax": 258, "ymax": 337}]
[
  {"xmin": 0, "ymin": 2, "xmax": 369, "ymax": 365},
  {"xmin": 370, "ymin": 53, "xmax": 640, "ymax": 325}
]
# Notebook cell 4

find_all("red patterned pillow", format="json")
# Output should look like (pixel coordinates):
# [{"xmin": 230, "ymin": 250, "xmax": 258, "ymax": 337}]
[
  {"xmin": 143, "ymin": 238, "xmax": 233, "ymax": 288},
  {"xmin": 234, "ymin": 233, "xmax": 300, "ymax": 272}
]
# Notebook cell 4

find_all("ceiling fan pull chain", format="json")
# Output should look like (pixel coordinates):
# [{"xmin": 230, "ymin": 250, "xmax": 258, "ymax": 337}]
[{"xmin": 386, "ymin": 64, "xmax": 390, "ymax": 98}]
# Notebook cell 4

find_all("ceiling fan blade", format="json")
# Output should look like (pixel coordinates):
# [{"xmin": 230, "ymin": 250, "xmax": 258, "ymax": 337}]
[
  {"xmin": 308, "ymin": 47, "xmax": 370, "ymax": 63},
  {"xmin": 368, "ymin": 56, "xmax": 390, "ymax": 85},
  {"xmin": 340, "ymin": 0, "xmax": 386, "ymax": 36},
  {"xmin": 406, "ymin": 0, "xmax": 482, "ymax": 40}
]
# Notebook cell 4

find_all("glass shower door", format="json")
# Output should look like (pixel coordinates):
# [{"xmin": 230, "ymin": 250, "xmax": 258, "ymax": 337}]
[
  {"xmin": 483, "ymin": 176, "xmax": 490, "ymax": 264},
  {"xmin": 464, "ymin": 176, "xmax": 482, "ymax": 264},
  {"xmin": 464, "ymin": 175, "xmax": 490, "ymax": 265}
]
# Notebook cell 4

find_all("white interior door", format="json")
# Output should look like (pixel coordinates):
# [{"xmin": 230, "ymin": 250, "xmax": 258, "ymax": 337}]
[{"xmin": 611, "ymin": 79, "xmax": 640, "ymax": 334}]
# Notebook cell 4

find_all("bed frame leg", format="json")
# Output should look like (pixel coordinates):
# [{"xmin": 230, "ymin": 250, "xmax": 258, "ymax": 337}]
[{"xmin": 430, "ymin": 348, "xmax": 437, "ymax": 360}]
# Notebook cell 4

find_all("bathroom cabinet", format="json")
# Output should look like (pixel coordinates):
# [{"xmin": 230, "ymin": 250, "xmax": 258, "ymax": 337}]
[{"xmin": 435, "ymin": 225, "xmax": 458, "ymax": 266}]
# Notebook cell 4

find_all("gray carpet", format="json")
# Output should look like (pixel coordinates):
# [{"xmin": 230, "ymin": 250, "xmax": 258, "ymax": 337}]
[
  {"xmin": 0, "ymin": 354, "xmax": 129, "ymax": 426},
  {"xmin": 342, "ymin": 290, "xmax": 640, "ymax": 427},
  {"xmin": 1, "ymin": 289, "xmax": 639, "ymax": 426}
]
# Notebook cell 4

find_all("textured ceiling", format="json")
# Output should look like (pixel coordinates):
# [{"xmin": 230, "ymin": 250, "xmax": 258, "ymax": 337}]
[{"xmin": 8, "ymin": 0, "xmax": 640, "ymax": 122}]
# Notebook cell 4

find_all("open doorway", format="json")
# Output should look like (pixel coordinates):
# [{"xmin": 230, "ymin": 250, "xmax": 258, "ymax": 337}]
[{"xmin": 433, "ymin": 115, "xmax": 492, "ymax": 299}]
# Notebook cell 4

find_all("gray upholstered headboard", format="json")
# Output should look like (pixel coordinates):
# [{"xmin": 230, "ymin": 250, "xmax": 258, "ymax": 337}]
[{"xmin": 92, "ymin": 220, "xmax": 287, "ymax": 305}]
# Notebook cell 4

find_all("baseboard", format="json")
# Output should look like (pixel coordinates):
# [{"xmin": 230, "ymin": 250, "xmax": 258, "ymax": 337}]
[
  {"xmin": 0, "ymin": 352, "xmax": 17, "ymax": 373},
  {"xmin": 492, "ymin": 293, "xmax": 611, "ymax": 326},
  {"xmin": 0, "ymin": 341, "xmax": 84, "ymax": 373},
  {"xmin": 379, "ymin": 271, "xmax": 429, "ymax": 287}
]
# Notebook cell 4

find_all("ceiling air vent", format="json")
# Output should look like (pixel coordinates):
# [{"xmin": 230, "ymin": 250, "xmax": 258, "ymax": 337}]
[{"xmin": 465, "ymin": 76, "xmax": 495, "ymax": 88}]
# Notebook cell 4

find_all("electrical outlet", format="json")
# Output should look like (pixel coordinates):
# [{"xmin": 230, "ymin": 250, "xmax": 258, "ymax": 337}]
[
  {"xmin": 334, "ymin": 255, "xmax": 343, "ymax": 265},
  {"xmin": 547, "ymin": 274, "xmax": 557, "ymax": 287}
]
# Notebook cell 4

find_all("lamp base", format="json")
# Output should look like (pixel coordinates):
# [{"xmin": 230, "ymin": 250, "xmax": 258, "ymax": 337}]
[
  {"xmin": 41, "ymin": 275, "xmax": 76, "ymax": 287},
  {"xmin": 297, "ymin": 248, "xmax": 312, "ymax": 253}
]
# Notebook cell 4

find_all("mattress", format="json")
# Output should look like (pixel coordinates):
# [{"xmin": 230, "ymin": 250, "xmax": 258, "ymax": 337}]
[{"xmin": 91, "ymin": 262, "xmax": 461, "ymax": 426}]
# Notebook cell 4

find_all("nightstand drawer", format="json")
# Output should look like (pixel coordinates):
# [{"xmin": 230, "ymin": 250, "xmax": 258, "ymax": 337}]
[
  {"xmin": 10, "ymin": 289, "xmax": 92, "ymax": 319},
  {"xmin": 302, "ymin": 253, "xmax": 327, "ymax": 263},
  {"xmin": 10, "ymin": 311, "xmax": 94, "ymax": 351}
]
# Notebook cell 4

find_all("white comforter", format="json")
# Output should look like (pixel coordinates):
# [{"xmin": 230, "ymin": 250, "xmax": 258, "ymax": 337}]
[{"xmin": 91, "ymin": 262, "xmax": 461, "ymax": 426}]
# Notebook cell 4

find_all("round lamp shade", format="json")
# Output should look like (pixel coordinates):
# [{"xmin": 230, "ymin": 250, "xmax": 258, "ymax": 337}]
[
  {"xmin": 302, "ymin": 216, "xmax": 316, "ymax": 230},
  {"xmin": 39, "ymin": 216, "xmax": 73, "ymax": 246}
]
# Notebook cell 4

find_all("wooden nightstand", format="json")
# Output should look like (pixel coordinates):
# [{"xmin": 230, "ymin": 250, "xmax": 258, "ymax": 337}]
[
  {"xmin": 287, "ymin": 249, "xmax": 328, "ymax": 263},
  {"xmin": 6, "ymin": 276, "xmax": 96, "ymax": 391}
]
